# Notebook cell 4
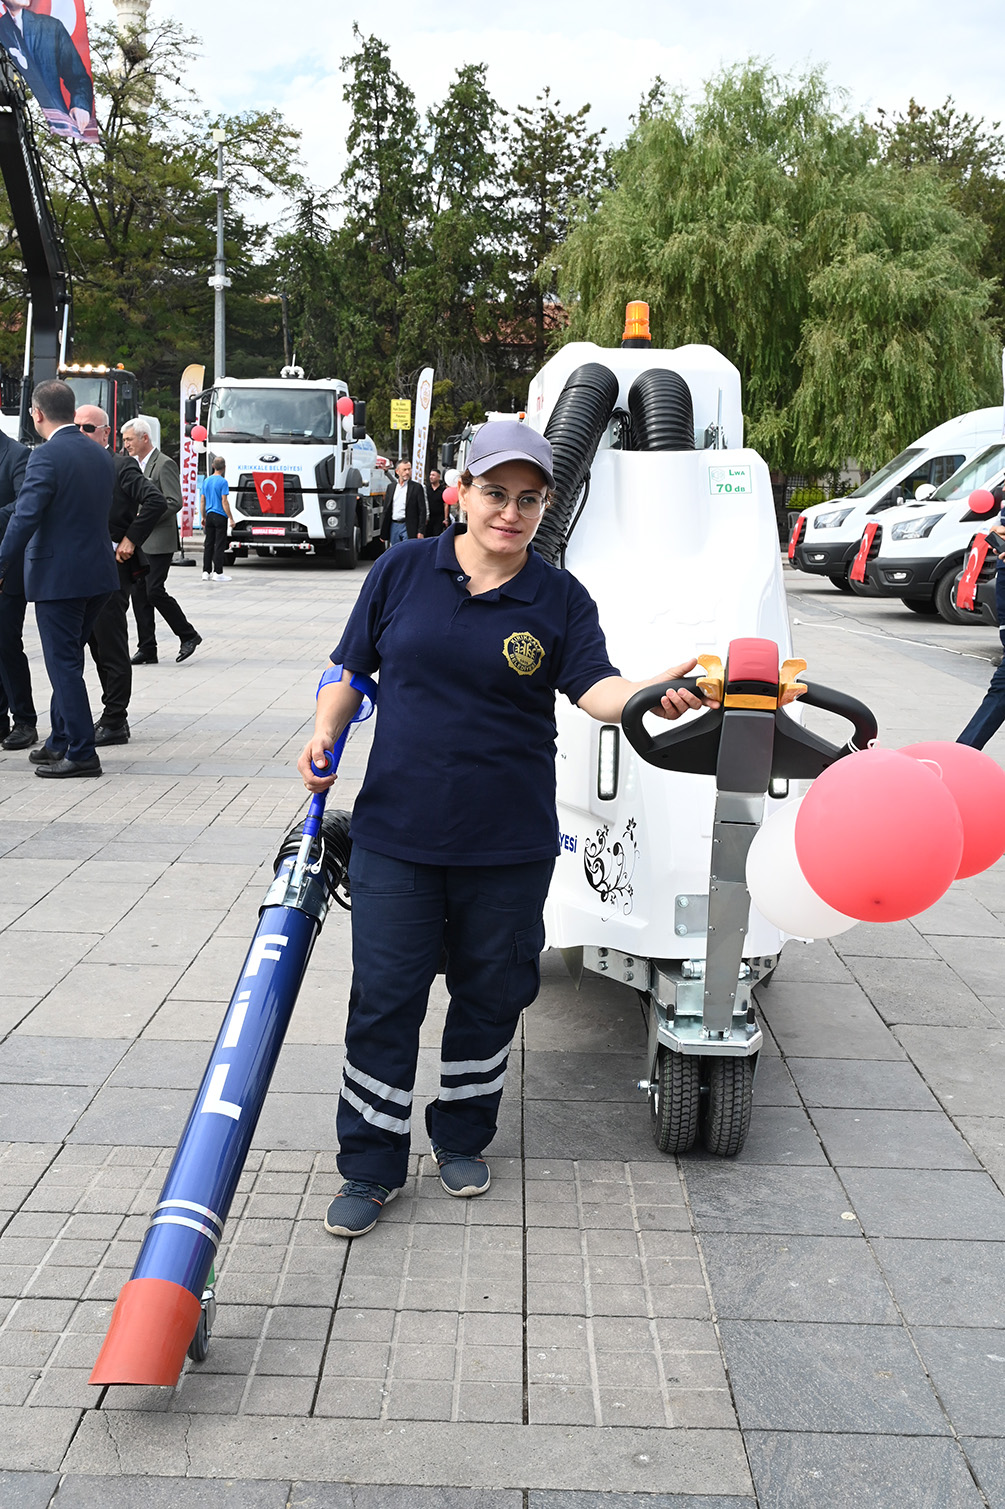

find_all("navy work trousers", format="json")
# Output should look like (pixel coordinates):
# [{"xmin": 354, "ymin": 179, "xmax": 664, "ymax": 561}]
[
  {"xmin": 35, "ymin": 594, "xmax": 110, "ymax": 762},
  {"xmin": 337, "ymin": 845, "xmax": 554, "ymax": 1191},
  {"xmin": 959, "ymin": 569, "xmax": 1005, "ymax": 749},
  {"xmin": 0, "ymin": 590, "xmax": 35, "ymax": 726}
]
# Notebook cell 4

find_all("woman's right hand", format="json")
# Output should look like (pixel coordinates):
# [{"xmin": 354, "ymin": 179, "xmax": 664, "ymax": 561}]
[{"xmin": 297, "ymin": 735, "xmax": 337, "ymax": 793}]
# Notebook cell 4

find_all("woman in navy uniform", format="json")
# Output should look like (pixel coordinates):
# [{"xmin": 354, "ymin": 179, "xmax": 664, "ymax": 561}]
[{"xmin": 298, "ymin": 421, "xmax": 707, "ymax": 1237}]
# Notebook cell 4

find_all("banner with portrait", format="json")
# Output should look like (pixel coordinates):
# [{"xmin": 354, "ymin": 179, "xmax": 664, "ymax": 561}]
[{"xmin": 0, "ymin": 0, "xmax": 98, "ymax": 144}]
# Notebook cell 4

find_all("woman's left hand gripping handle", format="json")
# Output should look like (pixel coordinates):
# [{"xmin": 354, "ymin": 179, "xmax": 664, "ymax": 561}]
[{"xmin": 299, "ymin": 740, "xmax": 336, "ymax": 793}]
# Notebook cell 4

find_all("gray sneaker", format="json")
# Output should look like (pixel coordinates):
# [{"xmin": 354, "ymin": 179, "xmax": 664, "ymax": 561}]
[
  {"xmin": 324, "ymin": 1180, "xmax": 399, "ymax": 1237},
  {"xmin": 430, "ymin": 1144, "xmax": 490, "ymax": 1197}
]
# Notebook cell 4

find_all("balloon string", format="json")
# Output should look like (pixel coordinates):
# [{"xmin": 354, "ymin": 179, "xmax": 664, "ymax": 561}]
[{"xmin": 917, "ymin": 758, "xmax": 944, "ymax": 779}]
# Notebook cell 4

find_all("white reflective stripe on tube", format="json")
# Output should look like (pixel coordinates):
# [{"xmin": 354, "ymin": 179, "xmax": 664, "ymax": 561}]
[
  {"xmin": 440, "ymin": 1041, "xmax": 512, "ymax": 1077},
  {"xmin": 438, "ymin": 1069, "xmax": 508, "ymax": 1102},
  {"xmin": 343, "ymin": 1061, "xmax": 413, "ymax": 1107},
  {"xmin": 341, "ymin": 1084, "xmax": 411, "ymax": 1136}
]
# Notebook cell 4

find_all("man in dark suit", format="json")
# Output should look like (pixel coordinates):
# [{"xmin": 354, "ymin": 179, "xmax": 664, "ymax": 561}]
[
  {"xmin": 0, "ymin": 0, "xmax": 94, "ymax": 135},
  {"xmin": 122, "ymin": 418, "xmax": 201, "ymax": 665},
  {"xmin": 424, "ymin": 468, "xmax": 447, "ymax": 538},
  {"xmin": 0, "ymin": 380, "xmax": 117, "ymax": 777},
  {"xmin": 0, "ymin": 427, "xmax": 33, "ymax": 749},
  {"xmin": 75, "ymin": 404, "xmax": 167, "ymax": 746},
  {"xmin": 379, "ymin": 460, "xmax": 426, "ymax": 545}
]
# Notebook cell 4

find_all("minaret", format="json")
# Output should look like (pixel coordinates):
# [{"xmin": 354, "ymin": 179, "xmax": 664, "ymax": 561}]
[
  {"xmin": 113, "ymin": 0, "xmax": 152, "ymax": 101},
  {"xmin": 113, "ymin": 0, "xmax": 150, "ymax": 35}
]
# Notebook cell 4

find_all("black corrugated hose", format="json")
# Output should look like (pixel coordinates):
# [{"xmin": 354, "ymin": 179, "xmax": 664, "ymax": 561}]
[
  {"xmin": 534, "ymin": 363, "xmax": 619, "ymax": 565},
  {"xmin": 627, "ymin": 369, "xmax": 695, "ymax": 452}
]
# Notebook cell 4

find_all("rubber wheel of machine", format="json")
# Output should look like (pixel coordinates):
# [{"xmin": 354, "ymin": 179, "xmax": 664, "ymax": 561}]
[
  {"xmin": 187, "ymin": 1301, "xmax": 212, "ymax": 1363},
  {"xmin": 900, "ymin": 596, "xmax": 939, "ymax": 616},
  {"xmin": 702, "ymin": 1058, "xmax": 754, "ymax": 1157},
  {"xmin": 827, "ymin": 573, "xmax": 852, "ymax": 593},
  {"xmin": 934, "ymin": 570, "xmax": 964, "ymax": 625},
  {"xmin": 650, "ymin": 1046, "xmax": 701, "ymax": 1155}
]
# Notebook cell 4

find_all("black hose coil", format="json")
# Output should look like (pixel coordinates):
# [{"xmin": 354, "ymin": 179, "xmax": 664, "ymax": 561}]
[
  {"xmin": 534, "ymin": 363, "xmax": 619, "ymax": 565},
  {"xmin": 627, "ymin": 368, "xmax": 695, "ymax": 452}
]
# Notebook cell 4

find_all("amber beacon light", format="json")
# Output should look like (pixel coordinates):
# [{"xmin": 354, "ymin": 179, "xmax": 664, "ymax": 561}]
[{"xmin": 621, "ymin": 300, "xmax": 652, "ymax": 348}]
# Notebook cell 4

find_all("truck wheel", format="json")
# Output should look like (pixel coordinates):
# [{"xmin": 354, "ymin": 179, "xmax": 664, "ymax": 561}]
[
  {"xmin": 934, "ymin": 570, "xmax": 964, "ymax": 625},
  {"xmin": 701, "ymin": 1057, "xmax": 753, "ymax": 1157},
  {"xmin": 900, "ymin": 597, "xmax": 939, "ymax": 616},
  {"xmin": 827, "ymin": 572, "xmax": 852, "ymax": 593},
  {"xmin": 650, "ymin": 1045, "xmax": 701, "ymax": 1155},
  {"xmin": 334, "ymin": 525, "xmax": 360, "ymax": 570}
]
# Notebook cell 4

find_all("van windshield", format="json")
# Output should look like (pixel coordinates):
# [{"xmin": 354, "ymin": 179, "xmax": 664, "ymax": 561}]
[
  {"xmin": 845, "ymin": 447, "xmax": 924, "ymax": 500},
  {"xmin": 932, "ymin": 443, "xmax": 1005, "ymax": 500},
  {"xmin": 208, "ymin": 387, "xmax": 336, "ymax": 445}
]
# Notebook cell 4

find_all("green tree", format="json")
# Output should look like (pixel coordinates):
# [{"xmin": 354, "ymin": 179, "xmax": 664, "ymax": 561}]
[
  {"xmin": 508, "ymin": 88, "xmax": 607, "ymax": 365},
  {"xmin": 557, "ymin": 62, "xmax": 999, "ymax": 474}
]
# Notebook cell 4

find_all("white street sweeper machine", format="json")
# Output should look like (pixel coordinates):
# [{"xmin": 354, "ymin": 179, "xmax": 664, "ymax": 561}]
[{"xmin": 519, "ymin": 303, "xmax": 877, "ymax": 1157}]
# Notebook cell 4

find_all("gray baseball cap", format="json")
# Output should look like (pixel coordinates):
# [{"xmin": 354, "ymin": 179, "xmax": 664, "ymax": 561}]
[{"xmin": 466, "ymin": 420, "xmax": 555, "ymax": 490}]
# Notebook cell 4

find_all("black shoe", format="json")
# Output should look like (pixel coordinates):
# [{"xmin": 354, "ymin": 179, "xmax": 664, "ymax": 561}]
[
  {"xmin": 131, "ymin": 650, "xmax": 158, "ymax": 665},
  {"xmin": 29, "ymin": 744, "xmax": 65, "ymax": 765},
  {"xmin": 2, "ymin": 724, "xmax": 38, "ymax": 751},
  {"xmin": 176, "ymin": 634, "xmax": 202, "ymax": 663},
  {"xmin": 93, "ymin": 721, "xmax": 129, "ymax": 746},
  {"xmin": 35, "ymin": 755, "xmax": 102, "ymax": 778}
]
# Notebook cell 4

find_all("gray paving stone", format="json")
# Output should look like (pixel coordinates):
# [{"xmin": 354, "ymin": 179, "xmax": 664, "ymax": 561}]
[
  {"xmin": 523, "ymin": 1099, "xmax": 663, "ymax": 1161},
  {"xmin": 292, "ymin": 1490, "xmax": 524, "ymax": 1508},
  {"xmin": 812, "ymin": 1108, "xmax": 981, "ymax": 1169},
  {"xmin": 524, "ymin": 1052, "xmax": 644, "ymax": 1102},
  {"xmin": 0, "ymin": 1406, "xmax": 81, "ymax": 1471},
  {"xmin": 767, "ymin": 939, "xmax": 852, "ymax": 984},
  {"xmin": 720, "ymin": 1320, "xmax": 949, "ymax": 1433},
  {"xmin": 834, "ymin": 919, "xmax": 937, "ymax": 959},
  {"xmin": 0, "ymin": 1038, "xmax": 128, "ymax": 1087},
  {"xmin": 64, "ymin": 1086, "xmax": 192, "ymax": 1146},
  {"xmin": 50, "ymin": 1477, "xmax": 292, "ymax": 1506},
  {"xmin": 955, "ymin": 1116, "xmax": 1005, "ymax": 1192},
  {"xmin": 0, "ymin": 1085, "xmax": 94, "ymax": 1144},
  {"xmin": 699, "ymin": 1233, "xmax": 897, "ymax": 1323},
  {"xmin": 964, "ymin": 1438, "xmax": 1005, "ymax": 1508},
  {"xmin": 756, "ymin": 982, "xmax": 903, "ymax": 1059},
  {"xmin": 869, "ymin": 1243, "xmax": 1005, "ymax": 1327},
  {"xmin": 106, "ymin": 1038, "xmax": 209, "ymax": 1088},
  {"xmin": 786, "ymin": 1057, "xmax": 939, "ymax": 1111},
  {"xmin": 751, "ymin": 1056, "xmax": 799, "ymax": 1107},
  {"xmin": 931, "ymin": 936, "xmax": 1005, "ymax": 997},
  {"xmin": 840, "ymin": 1167, "xmax": 1005, "ymax": 1239},
  {"xmin": 682, "ymin": 1163, "xmax": 860, "ymax": 1236},
  {"xmin": 0, "ymin": 935, "xmax": 100, "ymax": 998},
  {"xmin": 18, "ymin": 964, "xmax": 183, "ymax": 1039},
  {"xmin": 0, "ymin": 1472, "xmax": 60, "ymax": 1508},
  {"xmin": 843, "ymin": 956, "xmax": 995, "ymax": 1027},
  {"xmin": 912, "ymin": 1327, "xmax": 1005, "ymax": 1436},
  {"xmin": 745, "ymin": 1432, "xmax": 984, "ymax": 1508},
  {"xmin": 893, "ymin": 1025, "xmax": 1005, "ymax": 1117},
  {"xmin": 252, "ymin": 1094, "xmax": 339, "ymax": 1151}
]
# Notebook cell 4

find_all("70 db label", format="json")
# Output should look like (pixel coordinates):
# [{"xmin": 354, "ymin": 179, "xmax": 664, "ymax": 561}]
[{"xmin": 709, "ymin": 465, "xmax": 752, "ymax": 495}]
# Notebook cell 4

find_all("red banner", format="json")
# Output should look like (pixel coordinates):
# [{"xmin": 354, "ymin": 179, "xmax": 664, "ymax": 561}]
[
  {"xmin": 956, "ymin": 535, "xmax": 990, "ymax": 612},
  {"xmin": 253, "ymin": 472, "xmax": 285, "ymax": 515},
  {"xmin": 787, "ymin": 513, "xmax": 806, "ymax": 562},
  {"xmin": 0, "ymin": 0, "xmax": 98, "ymax": 144},
  {"xmin": 849, "ymin": 521, "xmax": 878, "ymax": 584}
]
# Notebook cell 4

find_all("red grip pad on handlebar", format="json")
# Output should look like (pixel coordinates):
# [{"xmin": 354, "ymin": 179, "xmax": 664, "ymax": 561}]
[{"xmin": 726, "ymin": 638, "xmax": 779, "ymax": 692}]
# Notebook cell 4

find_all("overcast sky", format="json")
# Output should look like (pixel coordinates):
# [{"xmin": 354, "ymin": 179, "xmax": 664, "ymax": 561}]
[{"xmin": 91, "ymin": 0, "xmax": 1002, "ymax": 194}]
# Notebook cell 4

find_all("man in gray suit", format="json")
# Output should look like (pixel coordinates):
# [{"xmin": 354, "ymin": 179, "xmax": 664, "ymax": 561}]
[{"xmin": 122, "ymin": 419, "xmax": 202, "ymax": 664}]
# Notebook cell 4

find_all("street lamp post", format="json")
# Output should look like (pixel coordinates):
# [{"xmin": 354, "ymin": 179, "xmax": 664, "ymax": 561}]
[{"xmin": 208, "ymin": 128, "xmax": 231, "ymax": 382}]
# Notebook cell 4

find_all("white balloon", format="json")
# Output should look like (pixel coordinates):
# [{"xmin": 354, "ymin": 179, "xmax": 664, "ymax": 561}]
[
  {"xmin": 746, "ymin": 798, "xmax": 857, "ymax": 939},
  {"xmin": 444, "ymin": 468, "xmax": 460, "ymax": 487}
]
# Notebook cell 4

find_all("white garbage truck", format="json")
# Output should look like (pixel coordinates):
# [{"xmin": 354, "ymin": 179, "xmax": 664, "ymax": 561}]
[{"xmin": 187, "ymin": 372, "xmax": 385, "ymax": 568}]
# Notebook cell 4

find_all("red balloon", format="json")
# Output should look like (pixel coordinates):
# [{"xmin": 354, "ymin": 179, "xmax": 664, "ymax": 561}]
[
  {"xmin": 794, "ymin": 748, "xmax": 963, "ymax": 921},
  {"xmin": 190, "ymin": 424, "xmax": 207, "ymax": 443},
  {"xmin": 900, "ymin": 740, "xmax": 1005, "ymax": 878},
  {"xmin": 336, "ymin": 396, "xmax": 355, "ymax": 417},
  {"xmin": 442, "ymin": 486, "xmax": 458, "ymax": 506},
  {"xmin": 970, "ymin": 489, "xmax": 996, "ymax": 515}
]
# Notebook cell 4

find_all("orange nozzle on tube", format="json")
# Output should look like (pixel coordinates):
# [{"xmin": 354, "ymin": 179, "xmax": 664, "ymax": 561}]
[
  {"xmin": 621, "ymin": 300, "xmax": 651, "ymax": 347},
  {"xmin": 89, "ymin": 1278, "xmax": 201, "ymax": 1386}
]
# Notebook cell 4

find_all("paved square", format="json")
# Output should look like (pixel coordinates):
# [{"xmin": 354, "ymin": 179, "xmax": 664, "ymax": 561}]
[{"xmin": 0, "ymin": 559, "xmax": 1003, "ymax": 1504}]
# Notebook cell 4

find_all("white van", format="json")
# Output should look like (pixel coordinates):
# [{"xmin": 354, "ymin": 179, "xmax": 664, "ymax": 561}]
[
  {"xmin": 852, "ymin": 440, "xmax": 1005, "ymax": 619},
  {"xmin": 789, "ymin": 408, "xmax": 1003, "ymax": 590}
]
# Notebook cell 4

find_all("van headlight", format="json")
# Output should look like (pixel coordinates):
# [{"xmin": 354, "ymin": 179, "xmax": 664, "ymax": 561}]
[
  {"xmin": 890, "ymin": 514, "xmax": 944, "ymax": 540},
  {"xmin": 812, "ymin": 508, "xmax": 853, "ymax": 529}
]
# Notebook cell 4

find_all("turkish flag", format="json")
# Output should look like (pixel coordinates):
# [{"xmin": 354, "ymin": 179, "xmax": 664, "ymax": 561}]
[
  {"xmin": 788, "ymin": 513, "xmax": 806, "ymax": 561},
  {"xmin": 849, "ymin": 521, "xmax": 878, "ymax": 584},
  {"xmin": 957, "ymin": 535, "xmax": 990, "ymax": 612},
  {"xmin": 253, "ymin": 472, "xmax": 285, "ymax": 515}
]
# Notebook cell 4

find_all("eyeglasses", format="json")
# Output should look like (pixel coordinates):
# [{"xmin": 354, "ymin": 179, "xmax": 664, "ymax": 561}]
[
  {"xmin": 469, "ymin": 482, "xmax": 549, "ymax": 518},
  {"xmin": 75, "ymin": 422, "xmax": 101, "ymax": 433}
]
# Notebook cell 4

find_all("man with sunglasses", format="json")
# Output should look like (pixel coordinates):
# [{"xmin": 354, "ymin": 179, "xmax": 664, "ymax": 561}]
[
  {"xmin": 74, "ymin": 404, "xmax": 167, "ymax": 748},
  {"xmin": 0, "ymin": 381, "xmax": 117, "ymax": 776}
]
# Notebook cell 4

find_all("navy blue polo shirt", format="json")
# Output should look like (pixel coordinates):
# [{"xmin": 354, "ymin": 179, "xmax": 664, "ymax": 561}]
[{"xmin": 331, "ymin": 526, "xmax": 619, "ymax": 865}]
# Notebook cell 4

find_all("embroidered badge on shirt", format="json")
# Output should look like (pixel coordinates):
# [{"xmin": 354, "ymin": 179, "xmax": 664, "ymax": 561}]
[{"xmin": 503, "ymin": 631, "xmax": 545, "ymax": 676}]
